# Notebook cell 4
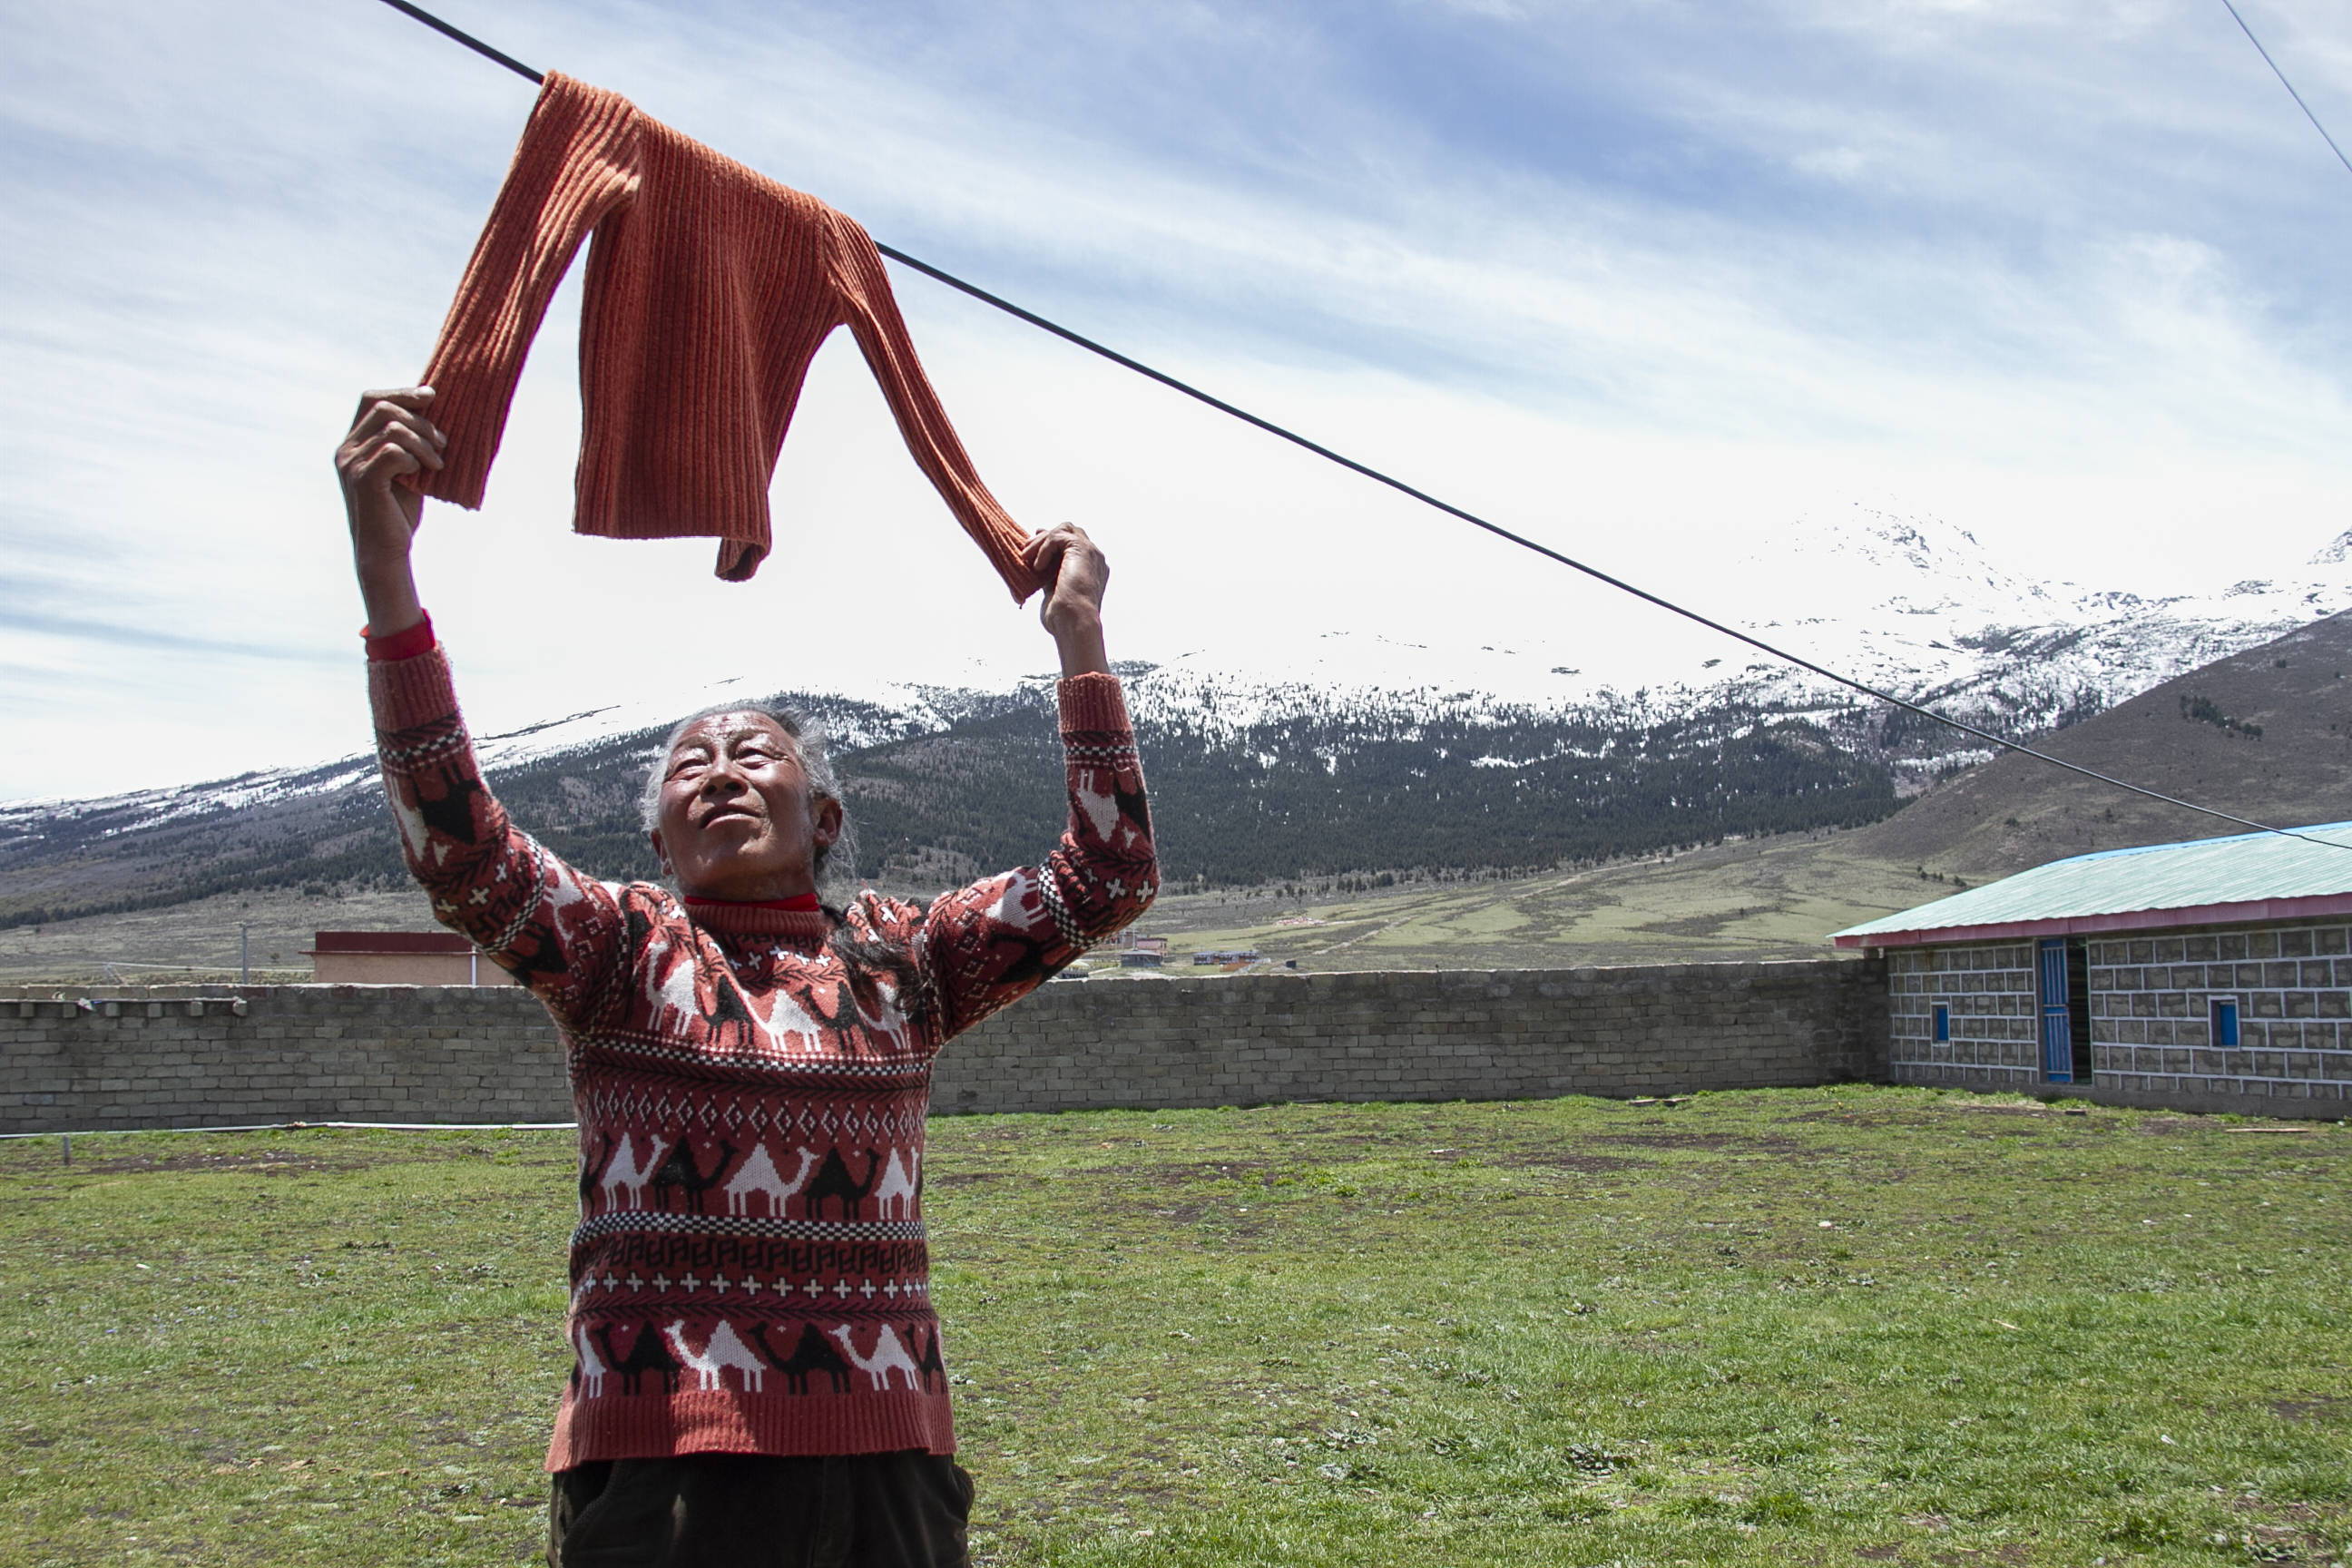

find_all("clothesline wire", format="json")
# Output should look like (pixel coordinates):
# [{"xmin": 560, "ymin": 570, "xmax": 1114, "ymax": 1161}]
[
  {"xmin": 2218, "ymin": 0, "xmax": 2352, "ymax": 181},
  {"xmin": 368, "ymin": 0, "xmax": 2343, "ymax": 854}
]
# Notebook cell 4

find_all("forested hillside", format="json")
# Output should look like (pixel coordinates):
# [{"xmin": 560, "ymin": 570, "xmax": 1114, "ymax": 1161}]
[
  {"xmin": 0, "ymin": 683, "xmax": 1896, "ymax": 926},
  {"xmin": 845, "ymin": 690, "xmax": 1895, "ymax": 890},
  {"xmin": 1847, "ymin": 609, "xmax": 2352, "ymax": 878},
  {"xmin": 15, "ymin": 514, "xmax": 2352, "ymax": 928}
]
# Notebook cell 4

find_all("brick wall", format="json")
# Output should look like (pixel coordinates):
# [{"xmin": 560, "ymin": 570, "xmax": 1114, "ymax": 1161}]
[
  {"xmin": 1885, "ymin": 942, "xmax": 2041, "ymax": 1093},
  {"xmin": 1, "ymin": 958, "xmax": 1886, "ymax": 1135},
  {"xmin": 2090, "ymin": 921, "xmax": 2352, "ymax": 1111}
]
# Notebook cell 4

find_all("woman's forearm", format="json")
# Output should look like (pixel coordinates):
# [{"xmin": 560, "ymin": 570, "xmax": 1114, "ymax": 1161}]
[
  {"xmin": 357, "ymin": 546, "xmax": 426, "ymax": 638},
  {"xmin": 1052, "ymin": 610, "xmax": 1110, "ymax": 679},
  {"xmin": 1024, "ymin": 523, "xmax": 1112, "ymax": 678},
  {"xmin": 337, "ymin": 387, "xmax": 441, "ymax": 640}
]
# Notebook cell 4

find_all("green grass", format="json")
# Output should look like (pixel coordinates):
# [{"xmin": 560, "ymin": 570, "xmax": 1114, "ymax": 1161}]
[
  {"xmin": 0, "ymin": 835, "xmax": 1951, "ymax": 985},
  {"xmin": 1108, "ymin": 838, "xmax": 1950, "ymax": 973},
  {"xmin": 4, "ymin": 1089, "xmax": 2347, "ymax": 1566}
]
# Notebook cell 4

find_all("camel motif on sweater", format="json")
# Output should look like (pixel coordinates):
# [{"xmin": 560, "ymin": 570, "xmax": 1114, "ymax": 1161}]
[
  {"xmin": 651, "ymin": 1138, "xmax": 736, "ymax": 1213},
  {"xmin": 598, "ymin": 1133, "xmax": 668, "ymax": 1212},
  {"xmin": 664, "ymin": 1319, "xmax": 769, "ymax": 1394},
  {"xmin": 593, "ymin": 1321, "xmax": 681, "ymax": 1397},
  {"xmin": 572, "ymin": 1319, "xmax": 610, "ymax": 1399},
  {"xmin": 723, "ymin": 1143, "xmax": 819, "ymax": 1218},
  {"xmin": 873, "ymin": 1148, "xmax": 921, "ymax": 1221},
  {"xmin": 802, "ymin": 1147, "xmax": 883, "ymax": 1221},
  {"xmin": 830, "ymin": 1325, "xmax": 926, "ymax": 1393},
  {"xmin": 762, "ymin": 1323, "xmax": 856, "ymax": 1396}
]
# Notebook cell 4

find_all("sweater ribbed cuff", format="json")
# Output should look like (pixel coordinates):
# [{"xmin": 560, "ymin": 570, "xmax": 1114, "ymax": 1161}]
[
  {"xmin": 368, "ymin": 644, "xmax": 462, "ymax": 734},
  {"xmin": 1057, "ymin": 671, "xmax": 1130, "ymax": 734}
]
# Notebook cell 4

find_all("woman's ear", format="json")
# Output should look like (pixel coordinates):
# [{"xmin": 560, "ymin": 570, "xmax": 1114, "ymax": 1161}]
[
  {"xmin": 811, "ymin": 797, "xmax": 844, "ymax": 848},
  {"xmin": 648, "ymin": 828, "xmax": 672, "ymax": 877}
]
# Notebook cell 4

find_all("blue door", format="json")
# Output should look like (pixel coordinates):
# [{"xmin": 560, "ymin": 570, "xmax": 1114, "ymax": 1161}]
[{"xmin": 2038, "ymin": 938, "xmax": 2073, "ymax": 1083}]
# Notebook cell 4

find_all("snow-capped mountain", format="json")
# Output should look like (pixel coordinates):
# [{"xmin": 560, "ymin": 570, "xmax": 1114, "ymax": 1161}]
[
  {"xmin": 1720, "ymin": 507, "xmax": 2346, "ymax": 723},
  {"xmin": 4, "ymin": 508, "xmax": 2346, "ymax": 917},
  {"xmin": 1103, "ymin": 506, "xmax": 2350, "ymax": 785}
]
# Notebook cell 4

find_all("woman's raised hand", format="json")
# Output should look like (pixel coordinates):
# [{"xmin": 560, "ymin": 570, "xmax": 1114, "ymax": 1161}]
[
  {"xmin": 335, "ymin": 387, "xmax": 443, "ymax": 636},
  {"xmin": 1022, "ymin": 523, "xmax": 1111, "ymax": 679}
]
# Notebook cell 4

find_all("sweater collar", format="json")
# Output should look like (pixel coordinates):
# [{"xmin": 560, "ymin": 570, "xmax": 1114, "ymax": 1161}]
[{"xmin": 681, "ymin": 894, "xmax": 832, "ymax": 941}]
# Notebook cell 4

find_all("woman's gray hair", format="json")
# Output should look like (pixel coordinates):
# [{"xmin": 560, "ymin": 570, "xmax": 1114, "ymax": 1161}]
[{"xmin": 639, "ymin": 701, "xmax": 859, "ymax": 894}]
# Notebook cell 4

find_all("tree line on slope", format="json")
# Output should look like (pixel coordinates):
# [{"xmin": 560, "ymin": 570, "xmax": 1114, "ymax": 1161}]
[
  {"xmin": 0, "ymin": 688, "xmax": 1900, "ymax": 925},
  {"xmin": 839, "ymin": 692, "xmax": 1898, "ymax": 893}
]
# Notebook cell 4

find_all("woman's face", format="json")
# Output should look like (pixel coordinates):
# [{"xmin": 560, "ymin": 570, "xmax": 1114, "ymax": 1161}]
[{"xmin": 649, "ymin": 711, "xmax": 841, "ymax": 901}]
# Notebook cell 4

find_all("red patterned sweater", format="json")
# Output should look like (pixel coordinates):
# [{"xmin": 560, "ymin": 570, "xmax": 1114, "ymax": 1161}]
[{"xmin": 368, "ymin": 646, "xmax": 1156, "ymax": 1467}]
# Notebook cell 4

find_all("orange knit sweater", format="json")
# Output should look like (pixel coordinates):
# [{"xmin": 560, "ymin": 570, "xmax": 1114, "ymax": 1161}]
[{"xmin": 414, "ymin": 72, "xmax": 1043, "ymax": 599}]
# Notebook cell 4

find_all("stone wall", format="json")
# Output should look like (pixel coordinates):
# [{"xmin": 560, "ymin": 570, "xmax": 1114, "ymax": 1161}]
[
  {"xmin": 5, "ymin": 986, "xmax": 564, "ymax": 1132},
  {"xmin": 1886, "ymin": 943, "xmax": 2039, "ymax": 1093},
  {"xmin": 1, "ymin": 958, "xmax": 1886, "ymax": 1135},
  {"xmin": 2089, "ymin": 922, "xmax": 2352, "ymax": 1112},
  {"xmin": 930, "ymin": 962, "xmax": 1888, "ymax": 1115}
]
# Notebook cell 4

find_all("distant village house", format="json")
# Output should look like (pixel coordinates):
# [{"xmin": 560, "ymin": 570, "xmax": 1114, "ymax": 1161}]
[{"xmin": 1834, "ymin": 823, "xmax": 2352, "ymax": 1115}]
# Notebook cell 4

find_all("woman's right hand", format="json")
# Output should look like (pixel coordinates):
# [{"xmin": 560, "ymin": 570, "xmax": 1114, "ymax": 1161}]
[{"xmin": 335, "ymin": 387, "xmax": 444, "ymax": 635}]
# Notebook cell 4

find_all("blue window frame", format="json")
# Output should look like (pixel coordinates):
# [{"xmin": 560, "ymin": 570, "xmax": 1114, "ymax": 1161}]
[
  {"xmin": 1932, "ymin": 1003, "xmax": 1950, "ymax": 1043},
  {"xmin": 2211, "ymin": 997, "xmax": 2240, "ymax": 1048}
]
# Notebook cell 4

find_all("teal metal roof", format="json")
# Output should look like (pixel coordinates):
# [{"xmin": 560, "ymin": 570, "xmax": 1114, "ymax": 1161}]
[{"xmin": 1831, "ymin": 821, "xmax": 2352, "ymax": 946}]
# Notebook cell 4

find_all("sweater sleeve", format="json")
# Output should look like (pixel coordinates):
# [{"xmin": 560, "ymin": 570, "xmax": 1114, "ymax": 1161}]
[
  {"xmin": 370, "ymin": 645, "xmax": 629, "ymax": 1026},
  {"xmin": 916, "ymin": 673, "xmax": 1158, "ymax": 1041},
  {"xmin": 412, "ymin": 72, "xmax": 641, "ymax": 512},
  {"xmin": 826, "ymin": 211, "xmax": 1046, "ymax": 604}
]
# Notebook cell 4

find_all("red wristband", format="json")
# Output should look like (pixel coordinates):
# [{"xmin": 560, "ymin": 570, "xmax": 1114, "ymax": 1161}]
[{"xmin": 362, "ymin": 610, "xmax": 436, "ymax": 662}]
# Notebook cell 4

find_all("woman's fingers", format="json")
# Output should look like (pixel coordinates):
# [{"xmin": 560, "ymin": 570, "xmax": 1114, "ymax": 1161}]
[
  {"xmin": 338, "ymin": 389, "xmax": 447, "ymax": 514},
  {"xmin": 348, "ymin": 397, "xmax": 446, "ymax": 453},
  {"xmin": 345, "ymin": 388, "xmax": 446, "ymax": 459},
  {"xmin": 1031, "ymin": 522, "xmax": 1109, "ymax": 638},
  {"xmin": 339, "ymin": 427, "xmax": 433, "ymax": 481},
  {"xmin": 352, "ymin": 435, "xmax": 421, "ymax": 485},
  {"xmin": 374, "ymin": 420, "xmax": 445, "ymax": 473},
  {"xmin": 350, "ymin": 386, "xmax": 436, "ymax": 425},
  {"xmin": 1022, "ymin": 522, "xmax": 1097, "ymax": 568}
]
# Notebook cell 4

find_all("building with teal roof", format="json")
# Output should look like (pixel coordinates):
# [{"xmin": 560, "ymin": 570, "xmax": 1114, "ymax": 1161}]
[{"xmin": 1829, "ymin": 824, "xmax": 2352, "ymax": 1114}]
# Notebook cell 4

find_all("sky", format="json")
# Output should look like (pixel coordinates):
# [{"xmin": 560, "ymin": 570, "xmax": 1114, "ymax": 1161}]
[{"xmin": 4, "ymin": 0, "xmax": 2351, "ymax": 799}]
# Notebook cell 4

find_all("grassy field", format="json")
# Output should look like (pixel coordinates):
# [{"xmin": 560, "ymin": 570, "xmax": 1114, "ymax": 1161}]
[
  {"xmin": 5, "ymin": 1088, "xmax": 2347, "ymax": 1566},
  {"xmin": 0, "ymin": 887, "xmax": 433, "ymax": 989},
  {"xmin": 1109, "ymin": 836, "xmax": 1949, "ymax": 973},
  {"xmin": 0, "ymin": 835, "xmax": 1951, "ymax": 986}
]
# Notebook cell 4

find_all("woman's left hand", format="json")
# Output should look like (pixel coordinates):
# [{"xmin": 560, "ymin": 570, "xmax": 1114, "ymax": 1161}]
[{"xmin": 1023, "ymin": 524, "xmax": 1111, "ymax": 677}]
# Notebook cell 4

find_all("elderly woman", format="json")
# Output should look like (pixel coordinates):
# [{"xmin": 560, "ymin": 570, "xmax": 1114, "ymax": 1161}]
[{"xmin": 337, "ymin": 387, "xmax": 1157, "ymax": 1568}]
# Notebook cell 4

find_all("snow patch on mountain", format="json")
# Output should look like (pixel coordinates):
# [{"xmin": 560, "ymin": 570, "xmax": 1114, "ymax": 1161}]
[
  {"xmin": 1109, "ymin": 507, "xmax": 2349, "ymax": 765},
  {"xmin": 8, "ymin": 509, "xmax": 2346, "ymax": 840}
]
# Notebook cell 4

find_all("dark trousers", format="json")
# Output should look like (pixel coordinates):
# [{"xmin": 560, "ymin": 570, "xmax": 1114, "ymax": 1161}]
[{"xmin": 548, "ymin": 1452, "xmax": 973, "ymax": 1568}]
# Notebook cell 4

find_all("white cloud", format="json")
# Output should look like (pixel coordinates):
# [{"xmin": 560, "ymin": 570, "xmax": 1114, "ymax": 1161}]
[{"xmin": 4, "ymin": 0, "xmax": 2352, "ymax": 798}]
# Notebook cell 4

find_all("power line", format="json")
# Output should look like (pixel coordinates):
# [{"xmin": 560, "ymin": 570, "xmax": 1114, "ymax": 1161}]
[
  {"xmin": 2219, "ymin": 0, "xmax": 2352, "ymax": 181},
  {"xmin": 368, "ymin": 0, "xmax": 2341, "ymax": 852},
  {"xmin": 375, "ymin": 0, "xmax": 541, "ymax": 83}
]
